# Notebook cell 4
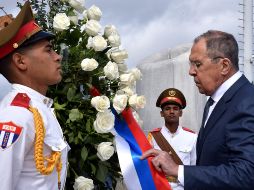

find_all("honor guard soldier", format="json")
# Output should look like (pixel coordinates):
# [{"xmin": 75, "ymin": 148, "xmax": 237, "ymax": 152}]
[
  {"xmin": 0, "ymin": 1, "xmax": 69, "ymax": 190},
  {"xmin": 147, "ymin": 88, "xmax": 197, "ymax": 190}
]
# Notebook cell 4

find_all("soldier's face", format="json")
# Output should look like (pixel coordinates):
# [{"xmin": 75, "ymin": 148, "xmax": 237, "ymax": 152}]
[
  {"xmin": 21, "ymin": 39, "xmax": 62, "ymax": 91},
  {"xmin": 160, "ymin": 104, "xmax": 182, "ymax": 123},
  {"xmin": 188, "ymin": 39, "xmax": 224, "ymax": 96}
]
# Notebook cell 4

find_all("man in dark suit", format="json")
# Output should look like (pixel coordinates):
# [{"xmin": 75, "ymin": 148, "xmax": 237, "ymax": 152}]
[{"xmin": 141, "ymin": 30, "xmax": 254, "ymax": 190}]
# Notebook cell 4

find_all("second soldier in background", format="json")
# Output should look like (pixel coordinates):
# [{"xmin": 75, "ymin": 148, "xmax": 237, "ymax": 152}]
[{"xmin": 148, "ymin": 88, "xmax": 197, "ymax": 190}]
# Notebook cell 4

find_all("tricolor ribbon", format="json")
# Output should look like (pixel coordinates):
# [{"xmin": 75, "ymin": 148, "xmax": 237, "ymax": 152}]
[{"xmin": 113, "ymin": 107, "xmax": 171, "ymax": 190}]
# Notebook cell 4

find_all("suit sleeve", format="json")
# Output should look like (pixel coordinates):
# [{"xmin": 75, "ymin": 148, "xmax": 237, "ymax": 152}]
[{"xmin": 184, "ymin": 95, "xmax": 254, "ymax": 190}]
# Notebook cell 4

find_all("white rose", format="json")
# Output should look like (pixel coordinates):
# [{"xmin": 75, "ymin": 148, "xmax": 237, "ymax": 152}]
[
  {"xmin": 103, "ymin": 61, "xmax": 119, "ymax": 80},
  {"xmin": 119, "ymin": 86, "xmax": 134, "ymax": 96},
  {"xmin": 91, "ymin": 96, "xmax": 110, "ymax": 112},
  {"xmin": 105, "ymin": 47, "xmax": 115, "ymax": 60},
  {"xmin": 97, "ymin": 142, "xmax": 115, "ymax": 161},
  {"xmin": 69, "ymin": 15, "xmax": 79, "ymax": 25},
  {"xmin": 53, "ymin": 13, "xmax": 70, "ymax": 31},
  {"xmin": 129, "ymin": 94, "xmax": 146, "ymax": 109},
  {"xmin": 108, "ymin": 34, "xmax": 121, "ymax": 47},
  {"xmin": 94, "ymin": 110, "xmax": 115, "ymax": 133},
  {"xmin": 90, "ymin": 35, "xmax": 107, "ymax": 51},
  {"xmin": 120, "ymin": 73, "xmax": 136, "ymax": 86},
  {"xmin": 87, "ymin": 5, "xmax": 102, "ymax": 21},
  {"xmin": 85, "ymin": 20, "xmax": 101, "ymax": 36},
  {"xmin": 130, "ymin": 68, "xmax": 142, "ymax": 80},
  {"xmin": 82, "ymin": 10, "xmax": 88, "ymax": 20},
  {"xmin": 110, "ymin": 49, "xmax": 128, "ymax": 63},
  {"xmin": 81, "ymin": 58, "xmax": 98, "ymax": 71},
  {"xmin": 113, "ymin": 94, "xmax": 128, "ymax": 113},
  {"xmin": 132, "ymin": 111, "xmax": 144, "ymax": 127},
  {"xmin": 104, "ymin": 25, "xmax": 118, "ymax": 38},
  {"xmin": 86, "ymin": 37, "xmax": 93, "ymax": 49},
  {"xmin": 136, "ymin": 95, "xmax": 146, "ymax": 109},
  {"xmin": 128, "ymin": 94, "xmax": 137, "ymax": 108},
  {"xmin": 68, "ymin": 0, "xmax": 85, "ymax": 13},
  {"xmin": 117, "ymin": 63, "xmax": 128, "ymax": 73},
  {"xmin": 73, "ymin": 176, "xmax": 94, "ymax": 190}
]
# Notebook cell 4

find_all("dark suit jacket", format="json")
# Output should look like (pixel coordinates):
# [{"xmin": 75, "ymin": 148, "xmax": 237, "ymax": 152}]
[{"xmin": 184, "ymin": 75, "xmax": 254, "ymax": 190}]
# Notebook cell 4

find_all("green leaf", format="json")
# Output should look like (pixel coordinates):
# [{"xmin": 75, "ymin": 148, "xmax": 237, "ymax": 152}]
[
  {"xmin": 74, "ymin": 136, "xmax": 79, "ymax": 144},
  {"xmin": 85, "ymin": 118, "xmax": 92, "ymax": 132},
  {"xmin": 64, "ymin": 78, "xmax": 72, "ymax": 82},
  {"xmin": 54, "ymin": 102, "xmax": 67, "ymax": 110},
  {"xmin": 81, "ymin": 146, "xmax": 88, "ymax": 161},
  {"xmin": 67, "ymin": 10, "xmax": 76, "ymax": 16},
  {"xmin": 69, "ymin": 136, "xmax": 74, "ymax": 143},
  {"xmin": 67, "ymin": 85, "xmax": 77, "ymax": 101},
  {"xmin": 96, "ymin": 162, "xmax": 109, "ymax": 183},
  {"xmin": 78, "ymin": 131, "xmax": 83, "ymax": 140},
  {"xmin": 90, "ymin": 163, "xmax": 96, "ymax": 175},
  {"xmin": 69, "ymin": 108, "xmax": 83, "ymax": 121},
  {"xmin": 88, "ymin": 154, "xmax": 98, "ymax": 160}
]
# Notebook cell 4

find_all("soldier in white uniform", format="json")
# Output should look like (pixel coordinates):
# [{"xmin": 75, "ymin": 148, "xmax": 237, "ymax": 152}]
[
  {"xmin": 148, "ymin": 88, "xmax": 197, "ymax": 190},
  {"xmin": 0, "ymin": 2, "xmax": 69, "ymax": 190}
]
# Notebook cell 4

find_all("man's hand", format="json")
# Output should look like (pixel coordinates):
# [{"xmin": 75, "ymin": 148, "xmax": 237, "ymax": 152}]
[{"xmin": 140, "ymin": 148, "xmax": 179, "ymax": 177}]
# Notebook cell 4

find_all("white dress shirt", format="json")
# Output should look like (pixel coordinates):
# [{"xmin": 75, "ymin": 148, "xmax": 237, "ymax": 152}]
[{"xmin": 149, "ymin": 125, "xmax": 197, "ymax": 190}]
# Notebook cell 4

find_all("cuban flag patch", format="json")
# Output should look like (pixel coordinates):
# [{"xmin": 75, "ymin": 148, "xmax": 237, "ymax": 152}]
[{"xmin": 0, "ymin": 122, "xmax": 23, "ymax": 150}]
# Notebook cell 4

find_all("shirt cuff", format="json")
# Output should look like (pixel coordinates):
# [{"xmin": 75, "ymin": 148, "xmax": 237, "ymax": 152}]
[{"xmin": 177, "ymin": 165, "xmax": 184, "ymax": 185}]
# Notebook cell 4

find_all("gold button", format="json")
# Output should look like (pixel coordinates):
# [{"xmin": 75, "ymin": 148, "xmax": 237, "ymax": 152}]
[
  {"xmin": 43, "ymin": 99, "xmax": 47, "ymax": 104},
  {"xmin": 57, "ymin": 145, "xmax": 61, "ymax": 151},
  {"xmin": 13, "ymin": 43, "xmax": 19, "ymax": 48}
]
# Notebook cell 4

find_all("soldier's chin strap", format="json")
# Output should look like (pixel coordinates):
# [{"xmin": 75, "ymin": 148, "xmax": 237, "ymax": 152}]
[{"xmin": 29, "ymin": 106, "xmax": 62, "ymax": 190}]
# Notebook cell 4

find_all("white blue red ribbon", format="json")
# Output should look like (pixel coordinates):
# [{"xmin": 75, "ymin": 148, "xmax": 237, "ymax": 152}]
[{"xmin": 113, "ymin": 107, "xmax": 171, "ymax": 190}]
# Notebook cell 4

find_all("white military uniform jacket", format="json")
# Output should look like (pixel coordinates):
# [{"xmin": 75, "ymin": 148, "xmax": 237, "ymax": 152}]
[
  {"xmin": 0, "ymin": 84, "xmax": 69, "ymax": 190},
  {"xmin": 148, "ymin": 125, "xmax": 197, "ymax": 190}
]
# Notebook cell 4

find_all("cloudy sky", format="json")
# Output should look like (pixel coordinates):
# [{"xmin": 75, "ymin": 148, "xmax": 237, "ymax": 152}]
[{"xmin": 0, "ymin": 0, "xmax": 242, "ymax": 68}]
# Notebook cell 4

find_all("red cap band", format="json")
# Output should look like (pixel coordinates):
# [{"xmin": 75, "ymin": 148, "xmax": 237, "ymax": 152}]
[
  {"xmin": 160, "ymin": 97, "xmax": 183, "ymax": 107},
  {"xmin": 0, "ymin": 20, "xmax": 41, "ymax": 59}
]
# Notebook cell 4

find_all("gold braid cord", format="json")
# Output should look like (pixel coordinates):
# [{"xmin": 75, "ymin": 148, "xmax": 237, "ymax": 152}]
[{"xmin": 29, "ymin": 106, "xmax": 62, "ymax": 189}]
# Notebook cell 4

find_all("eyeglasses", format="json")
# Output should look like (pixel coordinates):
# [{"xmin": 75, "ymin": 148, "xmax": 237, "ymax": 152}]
[{"xmin": 189, "ymin": 56, "xmax": 225, "ymax": 69}]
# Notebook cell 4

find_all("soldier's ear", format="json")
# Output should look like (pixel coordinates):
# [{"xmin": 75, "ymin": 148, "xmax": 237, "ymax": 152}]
[
  {"xmin": 160, "ymin": 110, "xmax": 164, "ymax": 117},
  {"xmin": 179, "ymin": 109, "xmax": 183, "ymax": 117},
  {"xmin": 12, "ymin": 52, "xmax": 28, "ymax": 71}
]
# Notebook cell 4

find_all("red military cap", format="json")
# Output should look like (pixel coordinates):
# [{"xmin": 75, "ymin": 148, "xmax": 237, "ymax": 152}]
[
  {"xmin": 156, "ymin": 88, "xmax": 186, "ymax": 109},
  {"xmin": 0, "ymin": 1, "xmax": 54, "ymax": 59}
]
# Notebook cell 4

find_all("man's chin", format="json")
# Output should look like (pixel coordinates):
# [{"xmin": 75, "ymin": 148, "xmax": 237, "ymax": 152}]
[
  {"xmin": 51, "ymin": 77, "xmax": 62, "ymax": 85},
  {"xmin": 197, "ymin": 88, "xmax": 205, "ymax": 94}
]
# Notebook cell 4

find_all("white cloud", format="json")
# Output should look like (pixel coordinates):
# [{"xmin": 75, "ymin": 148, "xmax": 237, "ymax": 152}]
[
  {"xmin": 0, "ymin": 0, "xmax": 243, "ymax": 68},
  {"xmin": 117, "ymin": 0, "xmax": 240, "ymax": 68}
]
